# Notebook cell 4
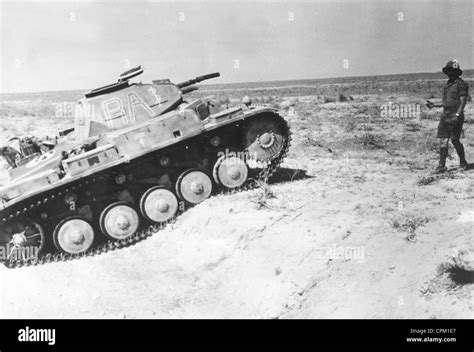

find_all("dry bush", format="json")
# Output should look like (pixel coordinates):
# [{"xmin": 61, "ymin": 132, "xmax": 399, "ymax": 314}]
[
  {"xmin": 404, "ymin": 121, "xmax": 422, "ymax": 132},
  {"xmin": 417, "ymin": 172, "xmax": 462, "ymax": 186},
  {"xmin": 421, "ymin": 258, "xmax": 474, "ymax": 298},
  {"xmin": 323, "ymin": 96, "xmax": 336, "ymax": 104},
  {"xmin": 253, "ymin": 169, "xmax": 276, "ymax": 209},
  {"xmin": 391, "ymin": 213, "xmax": 429, "ymax": 241},
  {"xmin": 391, "ymin": 214, "xmax": 428, "ymax": 232},
  {"xmin": 356, "ymin": 132, "xmax": 386, "ymax": 149},
  {"xmin": 358, "ymin": 124, "xmax": 374, "ymax": 132},
  {"xmin": 353, "ymin": 104, "xmax": 380, "ymax": 120},
  {"xmin": 337, "ymin": 93, "xmax": 352, "ymax": 102}
]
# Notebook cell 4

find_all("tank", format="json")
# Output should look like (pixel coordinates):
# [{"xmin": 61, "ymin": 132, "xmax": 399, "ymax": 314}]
[{"xmin": 0, "ymin": 66, "xmax": 290, "ymax": 268}]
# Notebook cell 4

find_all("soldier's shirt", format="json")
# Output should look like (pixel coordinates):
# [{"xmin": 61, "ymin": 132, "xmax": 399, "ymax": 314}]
[{"xmin": 442, "ymin": 77, "xmax": 469, "ymax": 116}]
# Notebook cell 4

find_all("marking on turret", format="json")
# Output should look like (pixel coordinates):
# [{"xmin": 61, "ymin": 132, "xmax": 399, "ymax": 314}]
[
  {"xmin": 147, "ymin": 87, "xmax": 161, "ymax": 105},
  {"xmin": 127, "ymin": 92, "xmax": 154, "ymax": 121},
  {"xmin": 102, "ymin": 98, "xmax": 126, "ymax": 128},
  {"xmin": 74, "ymin": 101, "xmax": 95, "ymax": 126},
  {"xmin": 101, "ymin": 93, "xmax": 154, "ymax": 128}
]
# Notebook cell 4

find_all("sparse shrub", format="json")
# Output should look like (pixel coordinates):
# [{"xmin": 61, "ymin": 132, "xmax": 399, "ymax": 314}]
[
  {"xmin": 323, "ymin": 96, "xmax": 336, "ymax": 103},
  {"xmin": 421, "ymin": 258, "xmax": 474, "ymax": 296},
  {"xmin": 358, "ymin": 124, "xmax": 374, "ymax": 132},
  {"xmin": 254, "ymin": 169, "xmax": 276, "ymax": 209},
  {"xmin": 337, "ymin": 93, "xmax": 351, "ymax": 102},
  {"xmin": 354, "ymin": 104, "xmax": 380, "ymax": 120},
  {"xmin": 391, "ymin": 213, "xmax": 429, "ymax": 236},
  {"xmin": 357, "ymin": 132, "xmax": 386, "ymax": 149},
  {"xmin": 404, "ymin": 121, "xmax": 421, "ymax": 132},
  {"xmin": 417, "ymin": 175, "xmax": 437, "ymax": 186},
  {"xmin": 417, "ymin": 172, "xmax": 461, "ymax": 186}
]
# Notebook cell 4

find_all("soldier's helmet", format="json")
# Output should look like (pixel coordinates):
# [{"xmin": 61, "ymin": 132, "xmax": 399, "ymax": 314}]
[{"xmin": 442, "ymin": 59, "xmax": 462, "ymax": 76}]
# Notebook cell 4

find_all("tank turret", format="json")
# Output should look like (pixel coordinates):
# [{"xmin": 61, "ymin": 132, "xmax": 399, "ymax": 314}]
[{"xmin": 74, "ymin": 66, "xmax": 220, "ymax": 140}]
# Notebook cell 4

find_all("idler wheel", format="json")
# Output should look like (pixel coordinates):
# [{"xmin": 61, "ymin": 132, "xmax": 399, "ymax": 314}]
[
  {"xmin": 53, "ymin": 217, "xmax": 94, "ymax": 254},
  {"xmin": 242, "ymin": 114, "xmax": 285, "ymax": 162},
  {"xmin": 176, "ymin": 169, "xmax": 212, "ymax": 204},
  {"xmin": 213, "ymin": 155, "xmax": 249, "ymax": 189},
  {"xmin": 100, "ymin": 202, "xmax": 140, "ymax": 240},
  {"xmin": 140, "ymin": 187, "xmax": 178, "ymax": 223},
  {"xmin": 0, "ymin": 219, "xmax": 44, "ymax": 262}
]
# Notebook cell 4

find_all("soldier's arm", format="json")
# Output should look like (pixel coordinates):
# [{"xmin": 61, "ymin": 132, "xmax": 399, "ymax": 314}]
[
  {"xmin": 455, "ymin": 80, "xmax": 469, "ymax": 115},
  {"xmin": 456, "ymin": 96, "xmax": 467, "ymax": 116},
  {"xmin": 426, "ymin": 100, "xmax": 443, "ymax": 108}
]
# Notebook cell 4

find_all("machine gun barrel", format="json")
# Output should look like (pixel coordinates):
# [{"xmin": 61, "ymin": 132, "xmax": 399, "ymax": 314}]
[{"xmin": 177, "ymin": 72, "xmax": 220, "ymax": 88}]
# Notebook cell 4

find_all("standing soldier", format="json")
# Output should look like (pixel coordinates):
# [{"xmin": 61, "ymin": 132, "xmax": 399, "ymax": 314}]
[{"xmin": 427, "ymin": 59, "xmax": 469, "ymax": 173}]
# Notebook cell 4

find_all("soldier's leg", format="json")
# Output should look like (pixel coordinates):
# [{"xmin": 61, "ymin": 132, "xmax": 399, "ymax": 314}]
[
  {"xmin": 451, "ymin": 138, "xmax": 468, "ymax": 168},
  {"xmin": 450, "ymin": 116, "xmax": 467, "ymax": 169},
  {"xmin": 436, "ymin": 138, "xmax": 449, "ymax": 172},
  {"xmin": 435, "ymin": 116, "xmax": 450, "ymax": 173}
]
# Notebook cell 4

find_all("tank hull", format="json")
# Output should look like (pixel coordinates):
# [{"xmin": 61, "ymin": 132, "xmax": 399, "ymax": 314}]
[{"xmin": 0, "ymin": 104, "xmax": 290, "ymax": 268}]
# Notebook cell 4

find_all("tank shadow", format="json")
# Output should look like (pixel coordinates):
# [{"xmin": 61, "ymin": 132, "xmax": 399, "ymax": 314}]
[
  {"xmin": 267, "ymin": 167, "xmax": 313, "ymax": 185},
  {"xmin": 448, "ymin": 266, "xmax": 474, "ymax": 285}
]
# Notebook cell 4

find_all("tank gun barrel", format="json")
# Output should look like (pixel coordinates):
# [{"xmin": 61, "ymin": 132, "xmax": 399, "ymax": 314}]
[
  {"xmin": 177, "ymin": 72, "xmax": 220, "ymax": 89},
  {"xmin": 181, "ymin": 86, "xmax": 199, "ymax": 94}
]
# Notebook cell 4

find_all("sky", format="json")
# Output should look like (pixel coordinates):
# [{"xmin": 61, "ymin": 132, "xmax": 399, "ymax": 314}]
[{"xmin": 0, "ymin": 0, "xmax": 472, "ymax": 93}]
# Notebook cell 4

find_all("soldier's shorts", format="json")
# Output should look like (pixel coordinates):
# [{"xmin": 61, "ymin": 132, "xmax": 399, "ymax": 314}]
[{"xmin": 437, "ymin": 112, "xmax": 464, "ymax": 139}]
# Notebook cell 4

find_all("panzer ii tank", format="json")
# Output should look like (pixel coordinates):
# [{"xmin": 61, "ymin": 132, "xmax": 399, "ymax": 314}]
[{"xmin": 0, "ymin": 66, "xmax": 290, "ymax": 268}]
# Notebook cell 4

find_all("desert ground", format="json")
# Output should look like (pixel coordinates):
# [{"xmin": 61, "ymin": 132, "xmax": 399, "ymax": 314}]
[{"xmin": 0, "ymin": 72, "xmax": 473, "ymax": 318}]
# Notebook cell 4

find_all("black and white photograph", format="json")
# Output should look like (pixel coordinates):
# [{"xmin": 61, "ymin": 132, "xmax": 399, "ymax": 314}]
[{"xmin": 0, "ymin": 0, "xmax": 472, "ymax": 347}]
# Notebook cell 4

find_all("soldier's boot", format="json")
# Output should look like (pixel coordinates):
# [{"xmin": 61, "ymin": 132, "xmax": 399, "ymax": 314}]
[
  {"xmin": 452, "ymin": 140, "xmax": 468, "ymax": 170},
  {"xmin": 435, "ymin": 147, "xmax": 448, "ymax": 173}
]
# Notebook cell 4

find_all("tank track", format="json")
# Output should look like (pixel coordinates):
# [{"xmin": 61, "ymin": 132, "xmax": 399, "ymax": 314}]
[{"xmin": 3, "ymin": 112, "xmax": 291, "ymax": 269}]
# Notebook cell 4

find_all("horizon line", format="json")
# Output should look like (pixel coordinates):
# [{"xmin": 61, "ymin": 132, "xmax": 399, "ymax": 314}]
[{"xmin": 1, "ymin": 69, "xmax": 473, "ymax": 96}]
